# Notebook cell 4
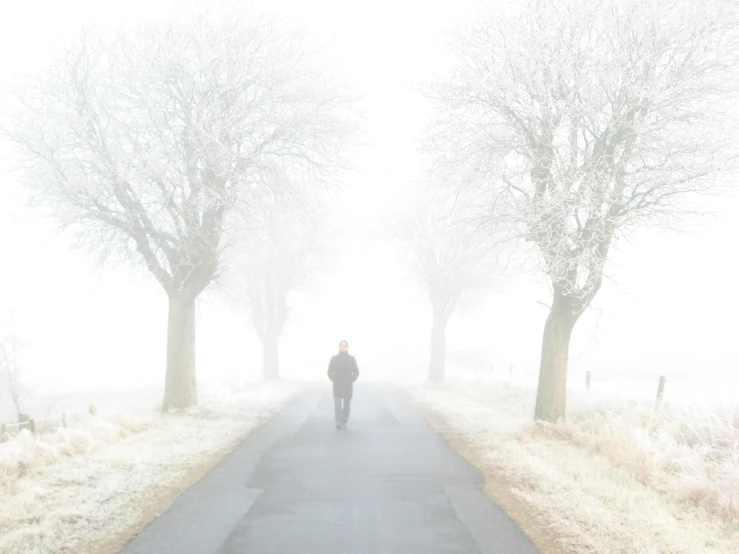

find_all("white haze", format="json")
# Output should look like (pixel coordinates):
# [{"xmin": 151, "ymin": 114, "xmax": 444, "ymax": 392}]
[{"xmin": 0, "ymin": 0, "xmax": 737, "ymax": 404}]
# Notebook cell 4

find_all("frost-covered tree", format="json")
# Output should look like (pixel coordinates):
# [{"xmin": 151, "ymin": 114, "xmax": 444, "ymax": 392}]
[
  {"xmin": 424, "ymin": 0, "xmax": 739, "ymax": 421},
  {"xmin": 6, "ymin": 9, "xmax": 356, "ymax": 410},
  {"xmin": 221, "ymin": 184, "xmax": 328, "ymax": 381},
  {"xmin": 394, "ymin": 194, "xmax": 493, "ymax": 383}
]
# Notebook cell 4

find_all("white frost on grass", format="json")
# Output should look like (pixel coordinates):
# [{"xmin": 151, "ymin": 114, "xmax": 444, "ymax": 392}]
[
  {"xmin": 0, "ymin": 380, "xmax": 303, "ymax": 554},
  {"xmin": 410, "ymin": 383, "xmax": 739, "ymax": 554}
]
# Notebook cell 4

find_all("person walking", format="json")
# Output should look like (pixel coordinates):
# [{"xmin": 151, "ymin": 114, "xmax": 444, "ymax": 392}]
[{"xmin": 327, "ymin": 340, "xmax": 359, "ymax": 430}]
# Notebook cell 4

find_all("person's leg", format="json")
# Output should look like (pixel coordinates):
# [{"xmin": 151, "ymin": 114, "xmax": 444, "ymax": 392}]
[
  {"xmin": 342, "ymin": 394, "xmax": 352, "ymax": 425},
  {"xmin": 334, "ymin": 396, "xmax": 342, "ymax": 428}
]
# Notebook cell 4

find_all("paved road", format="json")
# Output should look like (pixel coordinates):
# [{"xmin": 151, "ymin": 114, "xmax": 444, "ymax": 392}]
[{"xmin": 121, "ymin": 384, "xmax": 540, "ymax": 554}]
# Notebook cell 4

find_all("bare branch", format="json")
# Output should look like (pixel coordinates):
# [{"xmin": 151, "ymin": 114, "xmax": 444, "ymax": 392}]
[
  {"xmin": 423, "ymin": 0, "xmax": 739, "ymax": 317},
  {"xmin": 391, "ymin": 190, "xmax": 498, "ymax": 324},
  {"xmin": 216, "ymin": 177, "xmax": 331, "ymax": 342},
  {"xmin": 5, "ymin": 7, "xmax": 358, "ymax": 302}
]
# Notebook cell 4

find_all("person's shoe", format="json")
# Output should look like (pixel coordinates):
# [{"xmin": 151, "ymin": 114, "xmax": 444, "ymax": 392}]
[
  {"xmin": 341, "ymin": 423, "xmax": 347, "ymax": 430},
  {"xmin": 335, "ymin": 423, "xmax": 342, "ymax": 430}
]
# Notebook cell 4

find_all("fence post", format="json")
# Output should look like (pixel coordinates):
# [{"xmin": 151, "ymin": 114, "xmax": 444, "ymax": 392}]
[
  {"xmin": 585, "ymin": 371, "xmax": 592, "ymax": 391},
  {"xmin": 29, "ymin": 419, "xmax": 36, "ymax": 435},
  {"xmin": 62, "ymin": 413, "xmax": 67, "ymax": 429},
  {"xmin": 655, "ymin": 375, "xmax": 667, "ymax": 408},
  {"xmin": 18, "ymin": 413, "xmax": 30, "ymax": 433}
]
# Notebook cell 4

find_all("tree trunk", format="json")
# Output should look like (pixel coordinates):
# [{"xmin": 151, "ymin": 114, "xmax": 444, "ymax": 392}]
[
  {"xmin": 261, "ymin": 330, "xmax": 280, "ymax": 381},
  {"xmin": 162, "ymin": 293, "xmax": 197, "ymax": 411},
  {"xmin": 429, "ymin": 315, "xmax": 447, "ymax": 383},
  {"xmin": 534, "ymin": 292, "xmax": 577, "ymax": 422}
]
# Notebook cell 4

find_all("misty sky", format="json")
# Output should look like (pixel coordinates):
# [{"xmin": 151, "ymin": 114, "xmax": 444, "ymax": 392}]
[{"xmin": 0, "ymin": 0, "xmax": 737, "ymax": 399}]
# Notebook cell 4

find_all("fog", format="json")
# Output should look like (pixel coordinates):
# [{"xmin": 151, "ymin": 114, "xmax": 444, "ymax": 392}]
[{"xmin": 0, "ymin": 0, "xmax": 737, "ymax": 404}]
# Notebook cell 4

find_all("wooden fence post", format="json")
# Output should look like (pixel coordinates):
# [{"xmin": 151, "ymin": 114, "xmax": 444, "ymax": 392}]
[
  {"xmin": 29, "ymin": 419, "xmax": 36, "ymax": 435},
  {"xmin": 62, "ymin": 414, "xmax": 67, "ymax": 429},
  {"xmin": 18, "ymin": 413, "xmax": 30, "ymax": 433},
  {"xmin": 655, "ymin": 375, "xmax": 667, "ymax": 408},
  {"xmin": 585, "ymin": 371, "xmax": 592, "ymax": 391}
]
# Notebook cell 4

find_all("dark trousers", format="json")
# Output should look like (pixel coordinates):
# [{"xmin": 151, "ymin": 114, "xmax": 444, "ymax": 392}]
[{"xmin": 334, "ymin": 395, "xmax": 352, "ymax": 424}]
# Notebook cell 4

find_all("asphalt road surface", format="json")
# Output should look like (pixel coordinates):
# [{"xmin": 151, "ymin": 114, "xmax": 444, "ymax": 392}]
[{"xmin": 120, "ymin": 384, "xmax": 540, "ymax": 554}]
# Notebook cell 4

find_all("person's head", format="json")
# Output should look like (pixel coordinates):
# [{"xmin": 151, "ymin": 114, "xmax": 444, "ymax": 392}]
[{"xmin": 339, "ymin": 340, "xmax": 349, "ymax": 353}]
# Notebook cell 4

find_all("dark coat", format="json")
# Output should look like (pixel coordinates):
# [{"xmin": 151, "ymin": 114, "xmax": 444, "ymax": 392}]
[{"xmin": 327, "ymin": 352, "xmax": 359, "ymax": 397}]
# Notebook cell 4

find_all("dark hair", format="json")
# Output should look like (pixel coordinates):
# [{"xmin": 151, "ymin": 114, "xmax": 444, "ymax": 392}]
[{"xmin": 339, "ymin": 340, "xmax": 348, "ymax": 347}]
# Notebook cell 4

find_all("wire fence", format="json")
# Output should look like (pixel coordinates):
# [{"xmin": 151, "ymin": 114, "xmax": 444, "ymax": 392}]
[
  {"xmin": 0, "ymin": 387, "xmax": 162, "ymax": 442},
  {"xmin": 447, "ymin": 363, "xmax": 739, "ymax": 409},
  {"xmin": 0, "ymin": 412, "xmax": 69, "ymax": 439},
  {"xmin": 0, "ymin": 407, "xmax": 96, "ymax": 441}
]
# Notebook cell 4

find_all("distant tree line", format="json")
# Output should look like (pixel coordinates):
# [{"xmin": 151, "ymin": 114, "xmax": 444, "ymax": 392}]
[{"xmin": 5, "ymin": 0, "xmax": 739, "ymax": 426}]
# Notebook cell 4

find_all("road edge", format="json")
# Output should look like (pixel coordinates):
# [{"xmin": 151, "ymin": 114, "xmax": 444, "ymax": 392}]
[
  {"xmin": 407, "ymin": 391, "xmax": 566, "ymax": 554},
  {"xmin": 93, "ymin": 385, "xmax": 305, "ymax": 554}
]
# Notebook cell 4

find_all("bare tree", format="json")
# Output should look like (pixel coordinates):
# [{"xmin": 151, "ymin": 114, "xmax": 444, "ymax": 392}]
[
  {"xmin": 423, "ymin": 0, "xmax": 739, "ymax": 420},
  {"xmin": 6, "ymin": 9, "xmax": 356, "ymax": 410},
  {"xmin": 394, "ymin": 194, "xmax": 493, "ymax": 383},
  {"xmin": 0, "ymin": 328, "xmax": 24, "ymax": 418},
  {"xmin": 220, "ymin": 185, "xmax": 328, "ymax": 380}
]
